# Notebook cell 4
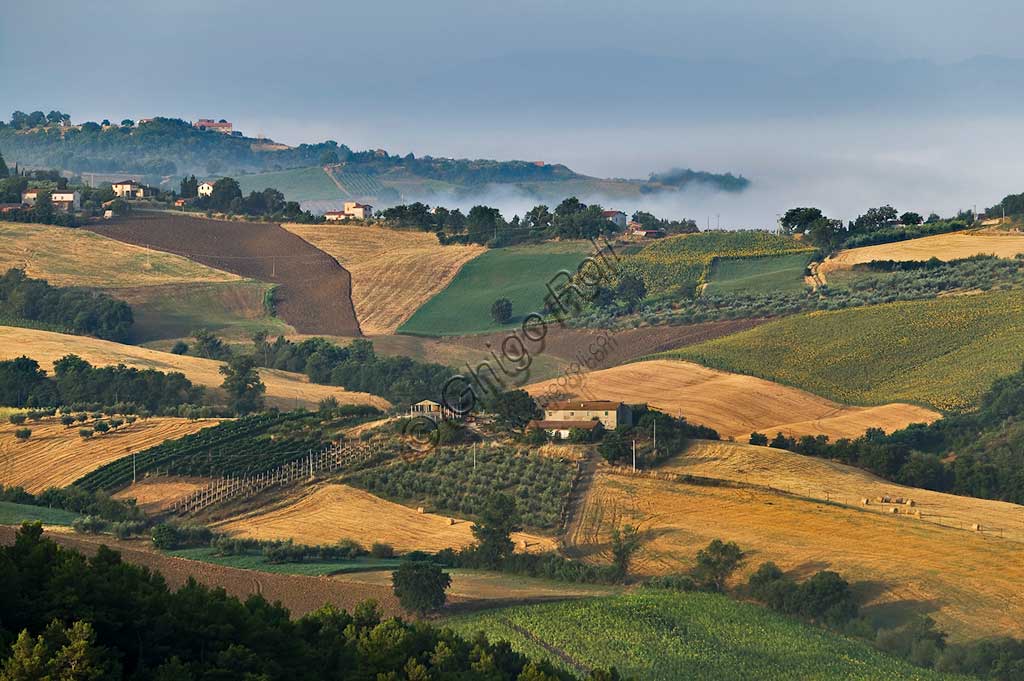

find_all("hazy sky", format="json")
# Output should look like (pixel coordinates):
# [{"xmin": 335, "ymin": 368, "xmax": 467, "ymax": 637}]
[{"xmin": 3, "ymin": 1, "xmax": 1024, "ymax": 223}]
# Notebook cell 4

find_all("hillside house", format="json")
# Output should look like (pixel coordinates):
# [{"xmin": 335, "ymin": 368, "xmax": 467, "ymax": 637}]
[
  {"xmin": 50, "ymin": 190, "xmax": 81, "ymax": 212},
  {"xmin": 527, "ymin": 399, "xmax": 633, "ymax": 437},
  {"xmin": 197, "ymin": 181, "xmax": 215, "ymax": 197},
  {"xmin": 111, "ymin": 180, "xmax": 153, "ymax": 199},
  {"xmin": 408, "ymin": 399, "xmax": 460, "ymax": 422},
  {"xmin": 194, "ymin": 118, "xmax": 233, "ymax": 134},
  {"xmin": 630, "ymin": 227, "xmax": 665, "ymax": 239},
  {"xmin": 325, "ymin": 201, "xmax": 373, "ymax": 221},
  {"xmin": 21, "ymin": 189, "xmax": 40, "ymax": 205},
  {"xmin": 601, "ymin": 210, "xmax": 628, "ymax": 229}
]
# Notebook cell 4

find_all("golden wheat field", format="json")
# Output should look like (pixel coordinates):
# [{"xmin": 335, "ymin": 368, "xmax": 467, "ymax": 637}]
[
  {"xmin": 0, "ymin": 417, "xmax": 217, "ymax": 492},
  {"xmin": 664, "ymin": 440, "xmax": 1024, "ymax": 542},
  {"xmin": 0, "ymin": 221, "xmax": 241, "ymax": 287},
  {"xmin": 570, "ymin": 468, "xmax": 1024, "ymax": 641},
  {"xmin": 113, "ymin": 477, "xmax": 213, "ymax": 514},
  {"xmin": 525, "ymin": 359, "xmax": 939, "ymax": 440},
  {"xmin": 283, "ymin": 223, "xmax": 485, "ymax": 334},
  {"xmin": 0, "ymin": 326, "xmax": 390, "ymax": 411},
  {"xmin": 820, "ymin": 231, "xmax": 1024, "ymax": 279},
  {"xmin": 215, "ymin": 483, "xmax": 556, "ymax": 553}
]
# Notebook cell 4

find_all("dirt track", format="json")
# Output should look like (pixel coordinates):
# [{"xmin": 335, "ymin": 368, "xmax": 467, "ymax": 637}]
[{"xmin": 89, "ymin": 213, "xmax": 361, "ymax": 336}]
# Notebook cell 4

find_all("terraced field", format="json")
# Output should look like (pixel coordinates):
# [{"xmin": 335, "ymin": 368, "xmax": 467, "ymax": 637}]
[
  {"xmin": 0, "ymin": 326, "xmax": 390, "ymax": 411},
  {"xmin": 525, "ymin": 359, "xmax": 939, "ymax": 440},
  {"xmin": 283, "ymin": 223, "xmax": 484, "ymax": 334},
  {"xmin": 570, "ymin": 469, "xmax": 1024, "ymax": 641},
  {"xmin": 446, "ymin": 591, "xmax": 958, "ymax": 680},
  {"xmin": 214, "ymin": 483, "xmax": 556, "ymax": 554},
  {"xmin": 236, "ymin": 166, "xmax": 345, "ymax": 203},
  {"xmin": 664, "ymin": 289, "xmax": 1024, "ymax": 412},
  {"xmin": 0, "ymin": 416, "xmax": 218, "ymax": 493}
]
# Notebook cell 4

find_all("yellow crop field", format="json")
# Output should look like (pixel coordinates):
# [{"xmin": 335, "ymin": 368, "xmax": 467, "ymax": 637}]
[
  {"xmin": 571, "ymin": 469, "xmax": 1024, "ymax": 641},
  {"xmin": 0, "ymin": 326, "xmax": 390, "ymax": 411},
  {"xmin": 525, "ymin": 359, "xmax": 939, "ymax": 440},
  {"xmin": 215, "ymin": 483, "xmax": 556, "ymax": 554},
  {"xmin": 0, "ymin": 417, "xmax": 217, "ymax": 493},
  {"xmin": 0, "ymin": 221, "xmax": 241, "ymax": 288},
  {"xmin": 113, "ymin": 477, "xmax": 212, "ymax": 514},
  {"xmin": 820, "ymin": 231, "xmax": 1024, "ymax": 280},
  {"xmin": 283, "ymin": 223, "xmax": 484, "ymax": 334}
]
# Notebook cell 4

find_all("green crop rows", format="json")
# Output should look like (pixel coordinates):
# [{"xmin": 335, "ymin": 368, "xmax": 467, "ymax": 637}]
[
  {"xmin": 446, "ymin": 590, "xmax": 960, "ymax": 680},
  {"xmin": 347, "ymin": 446, "xmax": 575, "ymax": 529},
  {"xmin": 75, "ymin": 409, "xmax": 379, "ymax": 491},
  {"xmin": 330, "ymin": 169, "xmax": 385, "ymax": 197}
]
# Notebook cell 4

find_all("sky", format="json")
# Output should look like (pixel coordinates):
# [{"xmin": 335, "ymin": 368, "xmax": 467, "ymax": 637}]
[{"xmin": 3, "ymin": 0, "xmax": 1024, "ymax": 224}]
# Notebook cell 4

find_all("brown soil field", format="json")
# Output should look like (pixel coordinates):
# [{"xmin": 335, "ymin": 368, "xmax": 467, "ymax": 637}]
[
  {"xmin": 570, "ymin": 469, "xmax": 1024, "ymax": 641},
  {"xmin": 457, "ymin": 318, "xmax": 769, "ymax": 377},
  {"xmin": 525, "ymin": 359, "xmax": 939, "ymax": 440},
  {"xmin": 820, "ymin": 231, "xmax": 1024, "ymax": 281},
  {"xmin": 283, "ymin": 223, "xmax": 485, "ymax": 335},
  {"xmin": 89, "ymin": 213, "xmax": 360, "ymax": 335},
  {"xmin": 0, "ymin": 526, "xmax": 404, "ymax": 618},
  {"xmin": 0, "ymin": 417, "xmax": 217, "ymax": 493},
  {"xmin": 113, "ymin": 477, "xmax": 213, "ymax": 514},
  {"xmin": 0, "ymin": 326, "xmax": 390, "ymax": 411},
  {"xmin": 663, "ymin": 440, "xmax": 1024, "ymax": 542},
  {"xmin": 0, "ymin": 221, "xmax": 241, "ymax": 288},
  {"xmin": 214, "ymin": 483, "xmax": 557, "ymax": 554}
]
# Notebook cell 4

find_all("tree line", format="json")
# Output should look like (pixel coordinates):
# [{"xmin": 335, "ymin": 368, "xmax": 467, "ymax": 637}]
[
  {"xmin": 0, "ymin": 524, "xmax": 627, "ymax": 681},
  {"xmin": 0, "ymin": 268, "xmax": 133, "ymax": 341},
  {"xmin": 178, "ymin": 175, "xmax": 321, "ymax": 222},
  {"xmin": 780, "ymin": 204, "xmax": 968, "ymax": 252}
]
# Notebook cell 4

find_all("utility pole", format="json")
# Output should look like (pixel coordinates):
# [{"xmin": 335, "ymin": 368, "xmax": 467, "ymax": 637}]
[
  {"xmin": 132, "ymin": 451, "xmax": 136, "ymax": 484},
  {"xmin": 653, "ymin": 420, "xmax": 656, "ymax": 455},
  {"xmin": 632, "ymin": 439, "xmax": 636, "ymax": 472}
]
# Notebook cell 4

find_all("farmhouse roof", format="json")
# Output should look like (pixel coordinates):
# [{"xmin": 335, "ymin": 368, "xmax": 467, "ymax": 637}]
[
  {"xmin": 601, "ymin": 210, "xmax": 625, "ymax": 217},
  {"xmin": 112, "ymin": 179, "xmax": 139, "ymax": 186},
  {"xmin": 528, "ymin": 419, "xmax": 601, "ymax": 430},
  {"xmin": 545, "ymin": 400, "xmax": 623, "ymax": 411},
  {"xmin": 414, "ymin": 399, "xmax": 442, "ymax": 407}
]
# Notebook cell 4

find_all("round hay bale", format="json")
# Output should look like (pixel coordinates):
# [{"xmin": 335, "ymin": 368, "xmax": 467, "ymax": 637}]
[
  {"xmin": 905, "ymin": 499, "xmax": 916, "ymax": 507},
  {"xmin": 889, "ymin": 506, "xmax": 899, "ymax": 514},
  {"xmin": 447, "ymin": 517, "xmax": 455, "ymax": 525},
  {"xmin": 972, "ymin": 523, "xmax": 982, "ymax": 532},
  {"xmin": 861, "ymin": 498, "xmax": 870, "ymax": 505},
  {"xmin": 416, "ymin": 506, "xmax": 425, "ymax": 514}
]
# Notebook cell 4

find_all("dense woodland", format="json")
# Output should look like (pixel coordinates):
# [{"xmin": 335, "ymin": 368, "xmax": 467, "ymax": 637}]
[
  {"xmin": 0, "ymin": 524, "xmax": 625, "ymax": 681},
  {"xmin": 0, "ymin": 268, "xmax": 133, "ymax": 341}
]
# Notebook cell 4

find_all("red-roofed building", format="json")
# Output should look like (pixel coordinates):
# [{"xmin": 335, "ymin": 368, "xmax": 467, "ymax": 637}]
[
  {"xmin": 194, "ymin": 118, "xmax": 233, "ymax": 134},
  {"xmin": 601, "ymin": 210, "xmax": 627, "ymax": 229},
  {"xmin": 540, "ymin": 399, "xmax": 632, "ymax": 430}
]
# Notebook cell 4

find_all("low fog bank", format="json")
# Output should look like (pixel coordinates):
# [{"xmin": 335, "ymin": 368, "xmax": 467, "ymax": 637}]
[{"xmin": 288, "ymin": 113, "xmax": 1024, "ymax": 229}]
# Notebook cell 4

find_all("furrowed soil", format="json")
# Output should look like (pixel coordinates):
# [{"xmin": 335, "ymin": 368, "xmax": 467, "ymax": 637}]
[
  {"xmin": 0, "ymin": 526, "xmax": 405, "ymax": 618},
  {"xmin": 0, "ymin": 416, "xmax": 217, "ymax": 493},
  {"xmin": 89, "ymin": 213, "xmax": 360, "ymax": 336},
  {"xmin": 526, "ymin": 359, "xmax": 939, "ymax": 440},
  {"xmin": 214, "ymin": 483, "xmax": 557, "ymax": 554},
  {"xmin": 0, "ymin": 326, "xmax": 390, "ymax": 411},
  {"xmin": 283, "ymin": 223, "xmax": 485, "ymax": 335},
  {"xmin": 569, "ymin": 468, "xmax": 1024, "ymax": 641}
]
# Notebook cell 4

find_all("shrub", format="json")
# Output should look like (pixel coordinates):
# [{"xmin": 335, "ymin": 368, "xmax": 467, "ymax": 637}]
[
  {"xmin": 60, "ymin": 414, "xmax": 75, "ymax": 427},
  {"xmin": 93, "ymin": 421, "xmax": 110, "ymax": 434},
  {"xmin": 371, "ymin": 542, "xmax": 395, "ymax": 559},
  {"xmin": 73, "ymin": 515, "xmax": 109, "ymax": 534},
  {"xmin": 79, "ymin": 428, "xmax": 93, "ymax": 439},
  {"xmin": 8, "ymin": 413, "xmax": 26, "ymax": 425},
  {"xmin": 13, "ymin": 428, "xmax": 31, "ymax": 440}
]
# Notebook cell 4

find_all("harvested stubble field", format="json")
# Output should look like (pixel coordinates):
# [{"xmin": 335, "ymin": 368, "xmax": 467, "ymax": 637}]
[
  {"xmin": 113, "ymin": 477, "xmax": 212, "ymax": 514},
  {"xmin": 569, "ymin": 469, "xmax": 1024, "ymax": 641},
  {"xmin": 0, "ymin": 326, "xmax": 389, "ymax": 411},
  {"xmin": 667, "ymin": 290, "xmax": 1024, "ymax": 412},
  {"xmin": 663, "ymin": 440, "xmax": 1024, "ymax": 543},
  {"xmin": 0, "ymin": 526, "xmax": 405, "ymax": 618},
  {"xmin": 283, "ymin": 223, "xmax": 484, "ymax": 334},
  {"xmin": 0, "ymin": 221, "xmax": 242, "ymax": 288},
  {"xmin": 526, "ymin": 359, "xmax": 939, "ymax": 440},
  {"xmin": 89, "ymin": 213, "xmax": 361, "ymax": 336},
  {"xmin": 214, "ymin": 483, "xmax": 557, "ymax": 554},
  {"xmin": 0, "ymin": 417, "xmax": 217, "ymax": 493},
  {"xmin": 819, "ymin": 231, "xmax": 1024, "ymax": 280}
]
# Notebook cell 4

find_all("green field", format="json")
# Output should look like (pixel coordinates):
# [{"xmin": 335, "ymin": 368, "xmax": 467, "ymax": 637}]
[
  {"xmin": 398, "ymin": 242, "xmax": 593, "ymax": 336},
  {"xmin": 0, "ymin": 501, "xmax": 80, "ymax": 526},
  {"xmin": 705, "ymin": 252, "xmax": 813, "ymax": 295},
  {"xmin": 166, "ymin": 547, "xmax": 401, "ymax": 576},
  {"xmin": 237, "ymin": 167, "xmax": 344, "ymax": 203},
  {"xmin": 620, "ymin": 230, "xmax": 814, "ymax": 297},
  {"xmin": 660, "ymin": 289, "xmax": 1024, "ymax": 412},
  {"xmin": 446, "ymin": 590, "xmax": 957, "ymax": 681}
]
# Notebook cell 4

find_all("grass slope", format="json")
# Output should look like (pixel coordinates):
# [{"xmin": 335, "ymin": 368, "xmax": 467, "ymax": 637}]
[
  {"xmin": 446, "ymin": 591, "xmax": 957, "ymax": 680},
  {"xmin": 236, "ymin": 167, "xmax": 344, "ymax": 203},
  {"xmin": 398, "ymin": 243, "xmax": 592, "ymax": 336},
  {"xmin": 166, "ymin": 547, "xmax": 400, "ymax": 576},
  {"xmin": 0, "ymin": 501, "xmax": 80, "ymax": 526},
  {"xmin": 705, "ymin": 252, "xmax": 813, "ymax": 294},
  {"xmin": 663, "ymin": 290, "xmax": 1024, "ymax": 412}
]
